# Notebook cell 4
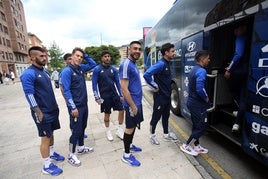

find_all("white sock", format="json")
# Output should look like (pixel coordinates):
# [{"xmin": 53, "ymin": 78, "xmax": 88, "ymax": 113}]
[
  {"xmin": 118, "ymin": 124, "xmax": 123, "ymax": 129},
  {"xmin": 106, "ymin": 127, "xmax": 110, "ymax": 132},
  {"xmin": 78, "ymin": 145, "xmax": 84, "ymax": 151},
  {"xmin": 69, "ymin": 153, "xmax": 74, "ymax": 157},
  {"xmin": 49, "ymin": 145, "xmax": 54, "ymax": 156},
  {"xmin": 124, "ymin": 153, "xmax": 130, "ymax": 157},
  {"xmin": 43, "ymin": 157, "xmax": 51, "ymax": 168}
]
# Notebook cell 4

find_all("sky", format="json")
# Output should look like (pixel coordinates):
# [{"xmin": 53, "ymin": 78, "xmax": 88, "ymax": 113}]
[{"xmin": 21, "ymin": 0, "xmax": 175, "ymax": 53}]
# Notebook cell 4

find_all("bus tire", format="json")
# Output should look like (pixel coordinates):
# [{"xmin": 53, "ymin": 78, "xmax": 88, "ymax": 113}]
[{"xmin": 171, "ymin": 83, "xmax": 181, "ymax": 115}]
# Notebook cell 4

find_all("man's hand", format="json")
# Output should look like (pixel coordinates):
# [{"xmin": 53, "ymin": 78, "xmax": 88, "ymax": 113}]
[
  {"xmin": 33, "ymin": 107, "xmax": 43, "ymax": 122},
  {"xmin": 224, "ymin": 70, "xmax": 231, "ymax": 79},
  {"xmin": 71, "ymin": 108, "xmax": 79, "ymax": 118}
]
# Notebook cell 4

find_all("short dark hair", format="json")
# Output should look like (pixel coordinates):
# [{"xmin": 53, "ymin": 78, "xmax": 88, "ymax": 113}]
[
  {"xmin": 28, "ymin": 46, "xmax": 45, "ymax": 56},
  {"xmin": 63, "ymin": 53, "xmax": 71, "ymax": 61},
  {"xmin": 129, "ymin": 41, "xmax": 141, "ymax": 46},
  {"xmin": 101, "ymin": 50, "xmax": 110, "ymax": 57},
  {"xmin": 72, "ymin": 47, "xmax": 84, "ymax": 55},
  {"xmin": 195, "ymin": 50, "xmax": 210, "ymax": 62},
  {"xmin": 160, "ymin": 43, "xmax": 174, "ymax": 56}
]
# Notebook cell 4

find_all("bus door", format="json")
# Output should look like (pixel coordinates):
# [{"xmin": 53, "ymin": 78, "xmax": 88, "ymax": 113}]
[
  {"xmin": 242, "ymin": 8, "xmax": 268, "ymax": 165},
  {"xmin": 180, "ymin": 31, "xmax": 204, "ymax": 119}
]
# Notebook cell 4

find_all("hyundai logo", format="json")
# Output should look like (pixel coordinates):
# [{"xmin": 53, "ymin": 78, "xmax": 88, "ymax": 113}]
[{"xmin": 187, "ymin": 41, "xmax": 196, "ymax": 52}]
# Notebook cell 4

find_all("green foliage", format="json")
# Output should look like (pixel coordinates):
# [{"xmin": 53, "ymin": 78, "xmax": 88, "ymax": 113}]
[
  {"xmin": 48, "ymin": 41, "xmax": 65, "ymax": 72},
  {"xmin": 84, "ymin": 45, "xmax": 121, "ymax": 66}
]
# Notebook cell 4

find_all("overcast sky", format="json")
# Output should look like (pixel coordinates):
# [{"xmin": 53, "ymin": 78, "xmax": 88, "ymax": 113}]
[{"xmin": 21, "ymin": 0, "xmax": 175, "ymax": 53}]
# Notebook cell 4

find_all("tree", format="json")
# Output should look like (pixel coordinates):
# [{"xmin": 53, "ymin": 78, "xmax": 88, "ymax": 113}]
[
  {"xmin": 48, "ymin": 41, "xmax": 65, "ymax": 72},
  {"xmin": 84, "ymin": 45, "xmax": 121, "ymax": 66}
]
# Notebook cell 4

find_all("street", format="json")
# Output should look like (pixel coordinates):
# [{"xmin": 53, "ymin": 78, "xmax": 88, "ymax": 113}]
[{"xmin": 0, "ymin": 80, "xmax": 204, "ymax": 179}]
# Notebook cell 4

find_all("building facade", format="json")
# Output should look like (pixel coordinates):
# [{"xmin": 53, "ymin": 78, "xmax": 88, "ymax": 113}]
[{"xmin": 0, "ymin": 0, "xmax": 29, "ymax": 78}]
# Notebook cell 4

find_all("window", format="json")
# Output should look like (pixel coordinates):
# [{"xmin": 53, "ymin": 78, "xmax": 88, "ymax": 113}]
[
  {"xmin": 3, "ymin": 26, "xmax": 8, "ymax": 34},
  {"xmin": 1, "ymin": 12, "xmax": 6, "ymax": 21},
  {"xmin": 1, "ymin": 51, "xmax": 5, "ymax": 59},
  {"xmin": 2, "ymin": 37, "xmax": 5, "ymax": 45},
  {"xmin": 6, "ymin": 39, "xmax": 11, "ymax": 47},
  {"xmin": 0, "ymin": 37, "xmax": 2, "ymax": 45},
  {"xmin": 0, "ymin": 23, "xmax": 2, "ymax": 32}
]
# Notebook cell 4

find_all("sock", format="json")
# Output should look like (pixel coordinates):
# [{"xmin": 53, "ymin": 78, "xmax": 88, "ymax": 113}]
[
  {"xmin": 118, "ymin": 124, "xmax": 123, "ymax": 129},
  {"xmin": 69, "ymin": 153, "xmax": 74, "ymax": 158},
  {"xmin": 43, "ymin": 157, "xmax": 51, "ymax": 168},
  {"xmin": 78, "ymin": 145, "xmax": 84, "ymax": 152},
  {"xmin": 106, "ymin": 127, "xmax": 110, "ymax": 132},
  {"xmin": 124, "ymin": 152, "xmax": 131, "ymax": 157},
  {"xmin": 49, "ymin": 145, "xmax": 54, "ymax": 156}
]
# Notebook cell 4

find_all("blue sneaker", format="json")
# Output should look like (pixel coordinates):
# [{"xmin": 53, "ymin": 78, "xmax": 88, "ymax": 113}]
[
  {"xmin": 42, "ymin": 163, "xmax": 63, "ymax": 176},
  {"xmin": 50, "ymin": 152, "xmax": 65, "ymax": 162},
  {"xmin": 130, "ymin": 144, "xmax": 142, "ymax": 153},
  {"xmin": 122, "ymin": 154, "xmax": 141, "ymax": 167}
]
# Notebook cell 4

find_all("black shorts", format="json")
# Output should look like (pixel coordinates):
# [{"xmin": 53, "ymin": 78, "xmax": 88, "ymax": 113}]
[
  {"xmin": 31, "ymin": 110, "xmax": 60, "ymax": 137},
  {"xmin": 101, "ymin": 96, "xmax": 124, "ymax": 114},
  {"xmin": 125, "ymin": 104, "xmax": 144, "ymax": 129}
]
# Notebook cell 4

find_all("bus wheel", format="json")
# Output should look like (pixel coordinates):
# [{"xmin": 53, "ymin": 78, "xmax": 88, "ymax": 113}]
[{"xmin": 171, "ymin": 83, "xmax": 180, "ymax": 115}]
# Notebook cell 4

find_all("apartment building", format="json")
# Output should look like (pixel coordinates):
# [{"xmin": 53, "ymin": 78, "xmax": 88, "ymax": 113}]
[{"xmin": 0, "ymin": 0, "xmax": 29, "ymax": 77}]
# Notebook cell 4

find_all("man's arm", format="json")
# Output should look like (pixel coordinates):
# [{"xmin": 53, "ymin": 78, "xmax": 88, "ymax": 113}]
[
  {"xmin": 143, "ymin": 61, "xmax": 163, "ymax": 91},
  {"xmin": 81, "ymin": 54, "xmax": 97, "ymax": 72},
  {"xmin": 120, "ymin": 78, "xmax": 138, "ymax": 115},
  {"xmin": 20, "ymin": 70, "xmax": 44, "ymax": 122},
  {"xmin": 91, "ymin": 66, "xmax": 102, "ymax": 104}
]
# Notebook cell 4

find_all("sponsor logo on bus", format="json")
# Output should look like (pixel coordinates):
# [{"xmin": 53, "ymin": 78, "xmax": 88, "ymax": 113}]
[
  {"xmin": 187, "ymin": 41, "xmax": 196, "ymax": 52},
  {"xmin": 252, "ymin": 122, "xmax": 268, "ymax": 136},
  {"xmin": 252, "ymin": 105, "xmax": 268, "ymax": 117},
  {"xmin": 249, "ymin": 142, "xmax": 268, "ymax": 157},
  {"xmin": 256, "ymin": 76, "xmax": 268, "ymax": 97}
]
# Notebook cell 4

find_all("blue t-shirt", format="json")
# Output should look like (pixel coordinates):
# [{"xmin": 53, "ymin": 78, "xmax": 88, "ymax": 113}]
[{"xmin": 119, "ymin": 58, "xmax": 142, "ymax": 106}]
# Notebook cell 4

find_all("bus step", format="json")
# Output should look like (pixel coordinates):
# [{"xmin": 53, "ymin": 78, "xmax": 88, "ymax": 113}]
[{"xmin": 210, "ymin": 123, "xmax": 242, "ymax": 146}]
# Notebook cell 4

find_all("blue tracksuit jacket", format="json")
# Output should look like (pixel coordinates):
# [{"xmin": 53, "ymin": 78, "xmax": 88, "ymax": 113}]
[
  {"xmin": 20, "ymin": 65, "xmax": 58, "ymax": 122},
  {"xmin": 92, "ymin": 64, "xmax": 122, "ymax": 100},
  {"xmin": 60, "ymin": 57, "xmax": 96, "ymax": 110},
  {"xmin": 143, "ymin": 58, "xmax": 171, "ymax": 97}
]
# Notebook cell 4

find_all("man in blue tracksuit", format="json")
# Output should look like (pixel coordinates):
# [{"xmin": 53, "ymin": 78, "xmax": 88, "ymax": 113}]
[
  {"xmin": 92, "ymin": 50, "xmax": 124, "ymax": 141},
  {"xmin": 60, "ymin": 47, "xmax": 96, "ymax": 167},
  {"xmin": 143, "ymin": 43, "xmax": 177, "ymax": 145},
  {"xmin": 180, "ymin": 50, "xmax": 210, "ymax": 156},
  {"xmin": 20, "ymin": 46, "xmax": 64, "ymax": 176},
  {"xmin": 224, "ymin": 24, "xmax": 249, "ymax": 132}
]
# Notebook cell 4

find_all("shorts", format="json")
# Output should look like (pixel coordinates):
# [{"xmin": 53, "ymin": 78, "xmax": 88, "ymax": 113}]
[
  {"xmin": 125, "ymin": 104, "xmax": 144, "ymax": 129},
  {"xmin": 101, "ymin": 96, "xmax": 124, "ymax": 114},
  {"xmin": 31, "ymin": 110, "xmax": 60, "ymax": 137}
]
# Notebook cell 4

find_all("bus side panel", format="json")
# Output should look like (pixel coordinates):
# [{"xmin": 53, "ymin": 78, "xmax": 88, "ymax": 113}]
[
  {"xmin": 242, "ymin": 8, "xmax": 268, "ymax": 165},
  {"xmin": 180, "ymin": 32, "xmax": 204, "ymax": 119}
]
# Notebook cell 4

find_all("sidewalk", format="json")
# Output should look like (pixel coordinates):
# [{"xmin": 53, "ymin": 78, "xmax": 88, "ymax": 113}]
[{"xmin": 0, "ymin": 81, "xmax": 203, "ymax": 179}]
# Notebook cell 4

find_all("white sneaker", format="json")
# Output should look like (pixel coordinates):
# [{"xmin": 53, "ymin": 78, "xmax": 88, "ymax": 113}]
[
  {"xmin": 77, "ymin": 146, "xmax": 94, "ymax": 154},
  {"xmin": 150, "ymin": 134, "xmax": 160, "ymax": 145},
  {"xmin": 232, "ymin": 124, "xmax": 240, "ymax": 132},
  {"xmin": 68, "ymin": 154, "xmax": 81, "ymax": 167},
  {"xmin": 180, "ymin": 143, "xmax": 198, "ymax": 156},
  {"xmin": 233, "ymin": 111, "xmax": 238, "ymax": 117},
  {"xmin": 163, "ymin": 132, "xmax": 178, "ymax": 141},
  {"xmin": 194, "ymin": 145, "xmax": 208, "ymax": 154},
  {"xmin": 116, "ymin": 127, "xmax": 124, "ymax": 140},
  {"xmin": 106, "ymin": 130, "xmax": 113, "ymax": 141}
]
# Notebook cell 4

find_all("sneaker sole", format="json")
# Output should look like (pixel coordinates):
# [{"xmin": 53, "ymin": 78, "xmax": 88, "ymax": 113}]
[
  {"xmin": 195, "ymin": 150, "xmax": 208, "ymax": 154},
  {"xmin": 77, "ymin": 148, "xmax": 94, "ymax": 154},
  {"xmin": 180, "ymin": 146, "xmax": 198, "ymax": 156},
  {"xmin": 150, "ymin": 139, "xmax": 160, "ymax": 145},
  {"xmin": 163, "ymin": 138, "xmax": 178, "ymax": 142},
  {"xmin": 121, "ymin": 158, "xmax": 140, "ymax": 167},
  {"xmin": 42, "ymin": 169, "xmax": 63, "ymax": 176},
  {"xmin": 68, "ymin": 159, "xmax": 81, "ymax": 167}
]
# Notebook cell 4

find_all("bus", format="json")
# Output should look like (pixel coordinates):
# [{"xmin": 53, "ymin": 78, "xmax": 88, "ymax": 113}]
[{"xmin": 144, "ymin": 0, "xmax": 268, "ymax": 165}]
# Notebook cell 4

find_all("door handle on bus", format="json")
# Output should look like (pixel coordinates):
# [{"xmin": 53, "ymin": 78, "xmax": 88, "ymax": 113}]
[{"xmin": 206, "ymin": 70, "xmax": 218, "ymax": 112}]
